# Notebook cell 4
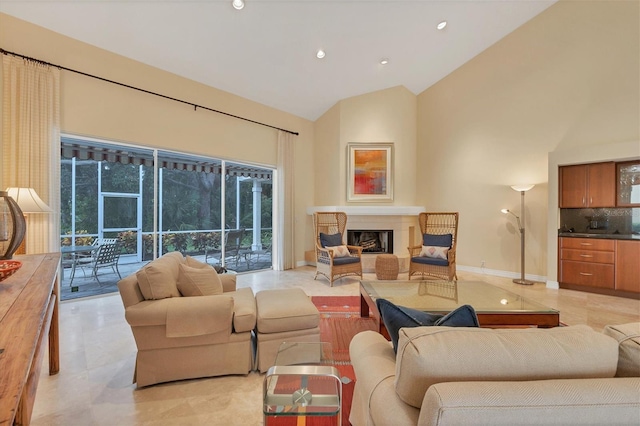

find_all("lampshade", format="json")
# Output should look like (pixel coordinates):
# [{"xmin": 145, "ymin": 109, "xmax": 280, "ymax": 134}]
[
  {"xmin": 510, "ymin": 184, "xmax": 535, "ymax": 192},
  {"xmin": 6, "ymin": 188, "xmax": 52, "ymax": 213},
  {"xmin": 0, "ymin": 191, "xmax": 26, "ymax": 260}
]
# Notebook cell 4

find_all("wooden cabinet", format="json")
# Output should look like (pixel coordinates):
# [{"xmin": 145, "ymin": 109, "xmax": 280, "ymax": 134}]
[
  {"xmin": 559, "ymin": 237, "xmax": 640, "ymax": 297},
  {"xmin": 617, "ymin": 160, "xmax": 640, "ymax": 207},
  {"xmin": 559, "ymin": 238, "xmax": 615, "ymax": 289},
  {"xmin": 560, "ymin": 162, "xmax": 616, "ymax": 208},
  {"xmin": 615, "ymin": 240, "xmax": 640, "ymax": 293}
]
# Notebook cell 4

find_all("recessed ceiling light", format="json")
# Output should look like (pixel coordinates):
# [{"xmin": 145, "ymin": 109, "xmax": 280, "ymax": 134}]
[
  {"xmin": 380, "ymin": 58, "xmax": 389, "ymax": 65},
  {"xmin": 437, "ymin": 21, "xmax": 447, "ymax": 30},
  {"xmin": 316, "ymin": 50, "xmax": 326, "ymax": 59},
  {"xmin": 232, "ymin": 0, "xmax": 245, "ymax": 10}
]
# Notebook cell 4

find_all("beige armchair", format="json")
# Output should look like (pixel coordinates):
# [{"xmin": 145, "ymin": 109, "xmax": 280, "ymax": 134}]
[
  {"xmin": 313, "ymin": 212, "xmax": 363, "ymax": 286},
  {"xmin": 117, "ymin": 252, "xmax": 256, "ymax": 387}
]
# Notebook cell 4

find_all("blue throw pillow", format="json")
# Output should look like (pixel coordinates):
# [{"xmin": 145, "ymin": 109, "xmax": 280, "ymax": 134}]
[
  {"xmin": 376, "ymin": 298, "xmax": 479, "ymax": 353},
  {"xmin": 320, "ymin": 232, "xmax": 343, "ymax": 248},
  {"xmin": 422, "ymin": 233, "xmax": 453, "ymax": 248}
]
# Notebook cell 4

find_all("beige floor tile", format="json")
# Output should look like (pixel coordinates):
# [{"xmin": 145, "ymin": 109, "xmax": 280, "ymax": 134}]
[{"xmin": 29, "ymin": 266, "xmax": 640, "ymax": 426}]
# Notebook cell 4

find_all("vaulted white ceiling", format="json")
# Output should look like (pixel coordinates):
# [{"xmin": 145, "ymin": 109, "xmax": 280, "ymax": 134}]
[{"xmin": 0, "ymin": 0, "xmax": 557, "ymax": 121}]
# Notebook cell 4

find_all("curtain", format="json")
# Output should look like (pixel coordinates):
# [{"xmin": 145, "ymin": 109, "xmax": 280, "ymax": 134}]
[
  {"xmin": 2, "ymin": 55, "xmax": 60, "ymax": 254},
  {"xmin": 274, "ymin": 130, "xmax": 295, "ymax": 270}
]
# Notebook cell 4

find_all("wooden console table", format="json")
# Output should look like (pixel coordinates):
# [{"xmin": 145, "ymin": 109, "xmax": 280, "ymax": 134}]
[{"xmin": 0, "ymin": 253, "xmax": 60, "ymax": 426}]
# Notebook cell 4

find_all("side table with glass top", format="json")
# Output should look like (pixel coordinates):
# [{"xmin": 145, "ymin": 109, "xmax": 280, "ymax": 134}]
[{"xmin": 263, "ymin": 342, "xmax": 342, "ymax": 425}]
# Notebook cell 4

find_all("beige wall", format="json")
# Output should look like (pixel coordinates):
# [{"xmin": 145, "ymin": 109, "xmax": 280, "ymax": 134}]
[
  {"xmin": 416, "ymin": 0, "xmax": 639, "ymax": 281},
  {"xmin": 2, "ymin": 0, "xmax": 639, "ymax": 278},
  {"xmin": 0, "ymin": 12, "xmax": 315, "ymax": 266},
  {"xmin": 314, "ymin": 85, "xmax": 418, "ymax": 206}
]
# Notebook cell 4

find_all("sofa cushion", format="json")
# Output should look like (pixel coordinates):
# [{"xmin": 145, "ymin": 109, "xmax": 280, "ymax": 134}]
[
  {"xmin": 176, "ymin": 263, "xmax": 223, "ymax": 297},
  {"xmin": 185, "ymin": 255, "xmax": 211, "ymax": 269},
  {"xmin": 603, "ymin": 322, "xmax": 640, "ymax": 377},
  {"xmin": 395, "ymin": 325, "xmax": 619, "ymax": 409},
  {"xmin": 376, "ymin": 298, "xmax": 479, "ymax": 352},
  {"xmin": 420, "ymin": 377, "xmax": 640, "ymax": 426},
  {"xmin": 320, "ymin": 232, "xmax": 343, "ymax": 247},
  {"xmin": 136, "ymin": 251, "xmax": 184, "ymax": 300}
]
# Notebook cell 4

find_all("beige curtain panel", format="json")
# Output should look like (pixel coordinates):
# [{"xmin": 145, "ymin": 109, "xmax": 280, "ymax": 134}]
[
  {"xmin": 275, "ymin": 130, "xmax": 295, "ymax": 270},
  {"xmin": 2, "ymin": 55, "xmax": 60, "ymax": 254}
]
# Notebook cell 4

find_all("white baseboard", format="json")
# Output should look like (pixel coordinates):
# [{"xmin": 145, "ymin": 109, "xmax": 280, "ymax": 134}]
[
  {"xmin": 297, "ymin": 260, "xmax": 311, "ymax": 268},
  {"xmin": 457, "ymin": 265, "xmax": 548, "ymax": 286},
  {"xmin": 298, "ymin": 260, "xmax": 559, "ymax": 289},
  {"xmin": 546, "ymin": 280, "xmax": 559, "ymax": 289}
]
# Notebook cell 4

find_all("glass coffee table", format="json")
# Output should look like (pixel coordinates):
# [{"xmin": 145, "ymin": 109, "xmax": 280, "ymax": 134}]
[
  {"xmin": 360, "ymin": 280, "xmax": 560, "ymax": 331},
  {"xmin": 263, "ymin": 342, "xmax": 342, "ymax": 425}
]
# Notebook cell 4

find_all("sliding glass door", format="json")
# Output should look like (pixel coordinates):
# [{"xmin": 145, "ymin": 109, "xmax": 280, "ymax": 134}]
[{"xmin": 61, "ymin": 136, "xmax": 274, "ymax": 272}]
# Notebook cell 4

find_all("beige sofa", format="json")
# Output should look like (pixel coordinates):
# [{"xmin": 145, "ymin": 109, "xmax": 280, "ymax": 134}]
[
  {"xmin": 118, "ymin": 252, "xmax": 256, "ymax": 387},
  {"xmin": 349, "ymin": 323, "xmax": 640, "ymax": 426}
]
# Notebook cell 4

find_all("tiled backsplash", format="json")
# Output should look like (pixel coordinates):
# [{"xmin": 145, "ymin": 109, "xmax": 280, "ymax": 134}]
[{"xmin": 559, "ymin": 207, "xmax": 640, "ymax": 234}]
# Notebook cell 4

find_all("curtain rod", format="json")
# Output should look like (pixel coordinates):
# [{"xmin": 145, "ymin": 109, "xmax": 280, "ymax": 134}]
[{"xmin": 0, "ymin": 48, "xmax": 299, "ymax": 136}]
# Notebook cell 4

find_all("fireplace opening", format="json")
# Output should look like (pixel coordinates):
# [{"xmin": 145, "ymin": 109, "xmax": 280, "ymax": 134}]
[{"xmin": 347, "ymin": 230, "xmax": 394, "ymax": 254}]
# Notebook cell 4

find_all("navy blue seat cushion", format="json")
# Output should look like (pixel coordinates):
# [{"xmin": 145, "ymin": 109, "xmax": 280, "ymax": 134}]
[
  {"xmin": 422, "ymin": 233, "xmax": 453, "ymax": 248},
  {"xmin": 411, "ymin": 256, "xmax": 449, "ymax": 266},
  {"xmin": 376, "ymin": 298, "xmax": 479, "ymax": 353},
  {"xmin": 320, "ymin": 232, "xmax": 343, "ymax": 247},
  {"xmin": 333, "ymin": 256, "xmax": 360, "ymax": 265}
]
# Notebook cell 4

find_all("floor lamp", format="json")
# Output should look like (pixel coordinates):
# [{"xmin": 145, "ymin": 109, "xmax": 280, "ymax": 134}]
[
  {"xmin": 6, "ymin": 188, "xmax": 52, "ymax": 254},
  {"xmin": 501, "ymin": 184, "xmax": 535, "ymax": 285}
]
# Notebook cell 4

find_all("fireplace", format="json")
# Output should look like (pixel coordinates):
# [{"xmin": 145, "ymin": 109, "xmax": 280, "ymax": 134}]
[{"xmin": 347, "ymin": 230, "xmax": 394, "ymax": 254}]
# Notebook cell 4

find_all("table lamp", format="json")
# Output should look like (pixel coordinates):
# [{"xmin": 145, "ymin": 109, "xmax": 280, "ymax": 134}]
[
  {"xmin": 6, "ymin": 188, "xmax": 52, "ymax": 255},
  {"xmin": 0, "ymin": 191, "xmax": 26, "ymax": 260}
]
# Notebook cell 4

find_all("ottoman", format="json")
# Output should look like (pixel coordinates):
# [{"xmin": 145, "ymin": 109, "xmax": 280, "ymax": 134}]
[
  {"xmin": 255, "ymin": 288, "xmax": 321, "ymax": 372},
  {"xmin": 376, "ymin": 254, "xmax": 399, "ymax": 280}
]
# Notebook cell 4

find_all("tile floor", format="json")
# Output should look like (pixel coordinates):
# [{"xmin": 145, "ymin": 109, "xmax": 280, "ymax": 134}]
[{"xmin": 31, "ymin": 267, "xmax": 640, "ymax": 425}]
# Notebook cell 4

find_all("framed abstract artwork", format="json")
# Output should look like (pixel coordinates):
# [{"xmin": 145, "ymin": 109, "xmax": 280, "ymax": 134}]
[{"xmin": 347, "ymin": 143, "xmax": 394, "ymax": 201}]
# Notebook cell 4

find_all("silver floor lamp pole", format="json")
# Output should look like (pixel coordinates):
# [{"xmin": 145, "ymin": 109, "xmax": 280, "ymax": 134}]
[{"xmin": 503, "ymin": 184, "xmax": 535, "ymax": 285}]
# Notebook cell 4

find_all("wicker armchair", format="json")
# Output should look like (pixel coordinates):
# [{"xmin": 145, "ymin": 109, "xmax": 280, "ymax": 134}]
[
  {"xmin": 313, "ymin": 212, "xmax": 363, "ymax": 286},
  {"xmin": 408, "ymin": 212, "xmax": 459, "ymax": 281}
]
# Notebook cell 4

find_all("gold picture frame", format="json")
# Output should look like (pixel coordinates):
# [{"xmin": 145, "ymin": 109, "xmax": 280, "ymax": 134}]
[{"xmin": 347, "ymin": 143, "xmax": 393, "ymax": 201}]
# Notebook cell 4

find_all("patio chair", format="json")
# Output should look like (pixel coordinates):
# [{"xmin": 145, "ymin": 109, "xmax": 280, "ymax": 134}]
[
  {"xmin": 408, "ymin": 212, "xmax": 459, "ymax": 281},
  {"xmin": 76, "ymin": 240, "xmax": 123, "ymax": 284},
  {"xmin": 313, "ymin": 212, "xmax": 363, "ymax": 286},
  {"xmin": 248, "ymin": 243, "xmax": 272, "ymax": 268},
  {"xmin": 203, "ymin": 233, "xmax": 223, "ymax": 266},
  {"xmin": 224, "ymin": 228, "xmax": 251, "ymax": 268}
]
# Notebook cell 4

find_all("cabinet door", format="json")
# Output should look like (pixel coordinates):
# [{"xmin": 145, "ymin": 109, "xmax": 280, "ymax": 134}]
[
  {"xmin": 617, "ymin": 161, "xmax": 640, "ymax": 207},
  {"xmin": 560, "ymin": 165, "xmax": 587, "ymax": 208},
  {"xmin": 616, "ymin": 241, "xmax": 640, "ymax": 293},
  {"xmin": 588, "ymin": 162, "xmax": 616, "ymax": 207}
]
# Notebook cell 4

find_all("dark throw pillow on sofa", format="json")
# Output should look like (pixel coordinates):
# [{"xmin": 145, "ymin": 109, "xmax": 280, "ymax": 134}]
[{"xmin": 376, "ymin": 298, "xmax": 479, "ymax": 353}]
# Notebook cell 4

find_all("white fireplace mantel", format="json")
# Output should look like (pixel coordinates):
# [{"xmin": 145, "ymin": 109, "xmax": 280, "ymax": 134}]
[
  {"xmin": 306, "ymin": 206, "xmax": 424, "ymax": 216},
  {"xmin": 306, "ymin": 206, "xmax": 424, "ymax": 272}
]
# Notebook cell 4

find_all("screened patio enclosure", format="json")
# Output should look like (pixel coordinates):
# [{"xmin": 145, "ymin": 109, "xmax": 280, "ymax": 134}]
[{"xmin": 60, "ymin": 137, "xmax": 274, "ymax": 273}]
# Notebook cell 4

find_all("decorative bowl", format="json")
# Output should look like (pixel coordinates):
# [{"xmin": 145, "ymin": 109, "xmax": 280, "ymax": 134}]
[{"xmin": 0, "ymin": 260, "xmax": 22, "ymax": 282}]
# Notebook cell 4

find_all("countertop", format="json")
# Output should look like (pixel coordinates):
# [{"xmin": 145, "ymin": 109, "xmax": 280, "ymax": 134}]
[{"xmin": 558, "ymin": 232, "xmax": 640, "ymax": 240}]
